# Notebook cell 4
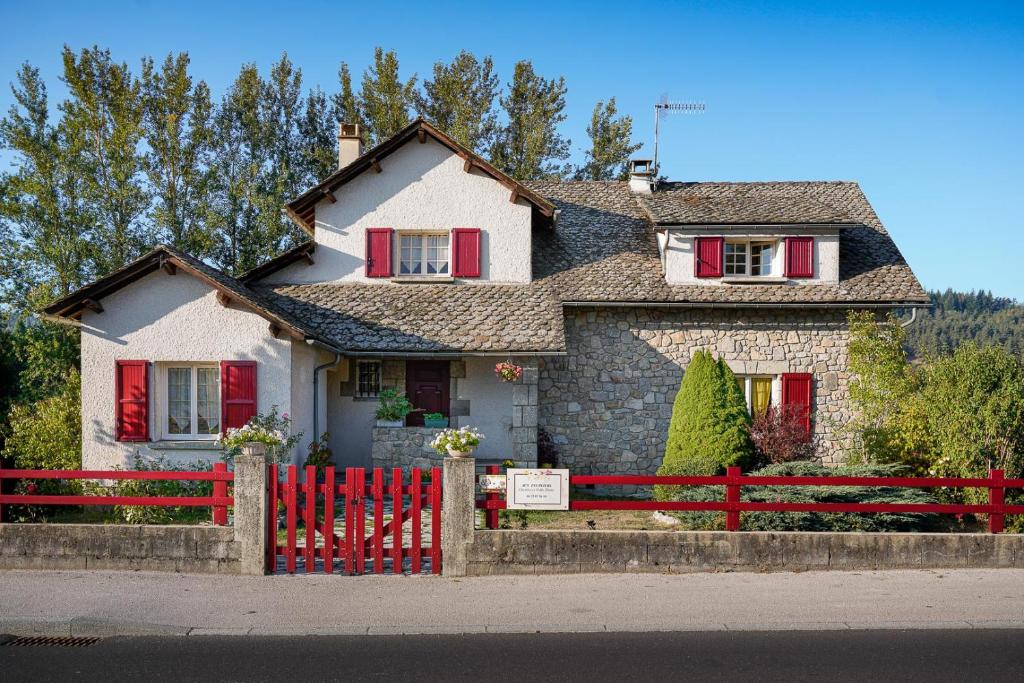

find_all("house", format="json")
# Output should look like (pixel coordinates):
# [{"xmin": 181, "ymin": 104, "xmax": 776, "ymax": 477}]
[{"xmin": 45, "ymin": 119, "xmax": 928, "ymax": 474}]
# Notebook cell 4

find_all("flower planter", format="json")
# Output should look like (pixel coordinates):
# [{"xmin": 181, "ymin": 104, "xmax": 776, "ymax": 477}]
[
  {"xmin": 376, "ymin": 419, "xmax": 404, "ymax": 428},
  {"xmin": 446, "ymin": 447, "xmax": 474, "ymax": 459},
  {"xmin": 424, "ymin": 417, "xmax": 449, "ymax": 429}
]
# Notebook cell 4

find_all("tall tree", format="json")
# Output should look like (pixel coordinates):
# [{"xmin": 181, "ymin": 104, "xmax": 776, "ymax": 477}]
[
  {"xmin": 207, "ymin": 62, "xmax": 270, "ymax": 274},
  {"xmin": 298, "ymin": 85, "xmax": 337, "ymax": 183},
  {"xmin": 140, "ymin": 52, "xmax": 214, "ymax": 257},
  {"xmin": 60, "ymin": 46, "xmax": 150, "ymax": 273},
  {"xmin": 490, "ymin": 61, "xmax": 570, "ymax": 180},
  {"xmin": 330, "ymin": 62, "xmax": 364, "ymax": 134},
  {"xmin": 0, "ymin": 63, "xmax": 92, "ymax": 309},
  {"xmin": 416, "ymin": 51, "xmax": 499, "ymax": 152},
  {"xmin": 574, "ymin": 98, "xmax": 642, "ymax": 181},
  {"xmin": 360, "ymin": 47, "xmax": 416, "ymax": 146}
]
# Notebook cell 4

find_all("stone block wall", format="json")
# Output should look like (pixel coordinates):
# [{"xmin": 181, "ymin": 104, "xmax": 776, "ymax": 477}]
[
  {"xmin": 371, "ymin": 427, "xmax": 446, "ymax": 471},
  {"xmin": 539, "ymin": 307, "xmax": 852, "ymax": 476}
]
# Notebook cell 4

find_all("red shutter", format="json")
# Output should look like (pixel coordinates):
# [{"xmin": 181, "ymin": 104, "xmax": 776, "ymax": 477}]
[
  {"xmin": 784, "ymin": 237, "xmax": 814, "ymax": 278},
  {"xmin": 452, "ymin": 228, "xmax": 481, "ymax": 278},
  {"xmin": 694, "ymin": 236, "xmax": 724, "ymax": 278},
  {"xmin": 115, "ymin": 360, "xmax": 149, "ymax": 442},
  {"xmin": 221, "ymin": 361, "xmax": 257, "ymax": 431},
  {"xmin": 781, "ymin": 372, "xmax": 813, "ymax": 436},
  {"xmin": 365, "ymin": 228, "xmax": 393, "ymax": 277}
]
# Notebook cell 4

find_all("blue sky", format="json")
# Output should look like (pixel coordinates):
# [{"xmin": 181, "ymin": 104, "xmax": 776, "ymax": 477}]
[{"xmin": 2, "ymin": 1, "xmax": 1022, "ymax": 298}]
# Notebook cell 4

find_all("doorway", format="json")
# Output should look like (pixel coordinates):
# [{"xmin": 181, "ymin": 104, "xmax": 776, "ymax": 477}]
[{"xmin": 405, "ymin": 360, "xmax": 450, "ymax": 426}]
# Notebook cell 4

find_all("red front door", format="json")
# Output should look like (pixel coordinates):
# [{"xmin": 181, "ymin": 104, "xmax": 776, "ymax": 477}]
[{"xmin": 405, "ymin": 361, "xmax": 450, "ymax": 426}]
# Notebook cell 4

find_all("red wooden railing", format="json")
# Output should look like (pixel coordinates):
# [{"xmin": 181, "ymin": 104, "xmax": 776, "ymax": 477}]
[
  {"xmin": 268, "ymin": 465, "xmax": 441, "ymax": 575},
  {"xmin": 0, "ymin": 463, "xmax": 233, "ymax": 525},
  {"xmin": 478, "ymin": 466, "xmax": 1024, "ymax": 533}
]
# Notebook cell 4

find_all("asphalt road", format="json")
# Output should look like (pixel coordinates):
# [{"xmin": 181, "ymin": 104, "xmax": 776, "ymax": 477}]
[{"xmin": 2, "ymin": 630, "xmax": 1023, "ymax": 682}]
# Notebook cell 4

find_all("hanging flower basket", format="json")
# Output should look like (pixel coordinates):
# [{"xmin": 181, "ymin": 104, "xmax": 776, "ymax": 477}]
[{"xmin": 495, "ymin": 361, "xmax": 523, "ymax": 383}]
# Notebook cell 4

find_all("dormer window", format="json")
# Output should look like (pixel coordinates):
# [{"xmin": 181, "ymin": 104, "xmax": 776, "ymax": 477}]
[
  {"xmin": 725, "ymin": 240, "xmax": 774, "ymax": 276},
  {"xmin": 399, "ymin": 233, "xmax": 449, "ymax": 276}
]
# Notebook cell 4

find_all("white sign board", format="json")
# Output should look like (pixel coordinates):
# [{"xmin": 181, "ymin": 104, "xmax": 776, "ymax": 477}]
[{"xmin": 506, "ymin": 469, "xmax": 570, "ymax": 510}]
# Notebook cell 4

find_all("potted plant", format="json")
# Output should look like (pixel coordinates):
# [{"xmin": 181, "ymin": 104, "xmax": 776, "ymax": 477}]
[
  {"xmin": 423, "ymin": 412, "xmax": 449, "ymax": 428},
  {"xmin": 430, "ymin": 426, "xmax": 484, "ymax": 458},
  {"xmin": 304, "ymin": 433, "xmax": 333, "ymax": 480},
  {"xmin": 219, "ymin": 406, "xmax": 302, "ymax": 464},
  {"xmin": 375, "ymin": 388, "xmax": 413, "ymax": 427},
  {"xmin": 494, "ymin": 361, "xmax": 522, "ymax": 383}
]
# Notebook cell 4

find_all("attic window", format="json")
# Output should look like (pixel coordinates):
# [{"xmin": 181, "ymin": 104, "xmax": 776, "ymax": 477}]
[
  {"xmin": 399, "ymin": 233, "xmax": 449, "ymax": 276},
  {"xmin": 724, "ymin": 240, "xmax": 774, "ymax": 277}
]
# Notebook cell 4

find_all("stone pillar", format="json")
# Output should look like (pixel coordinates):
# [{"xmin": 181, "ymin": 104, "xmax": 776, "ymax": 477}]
[
  {"xmin": 441, "ymin": 456, "xmax": 476, "ymax": 577},
  {"xmin": 510, "ymin": 357, "xmax": 539, "ymax": 466},
  {"xmin": 234, "ymin": 443, "xmax": 268, "ymax": 576}
]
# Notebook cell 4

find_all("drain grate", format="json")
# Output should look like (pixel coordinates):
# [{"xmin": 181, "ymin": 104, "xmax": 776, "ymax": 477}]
[{"xmin": 3, "ymin": 635, "xmax": 101, "ymax": 647}]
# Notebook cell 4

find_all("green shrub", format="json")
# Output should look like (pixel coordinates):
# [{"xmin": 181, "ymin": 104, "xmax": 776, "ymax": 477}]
[
  {"xmin": 2, "ymin": 368, "xmax": 81, "ymax": 471},
  {"xmin": 663, "ymin": 462, "xmax": 943, "ymax": 532},
  {"xmin": 112, "ymin": 455, "xmax": 215, "ymax": 524},
  {"xmin": 654, "ymin": 350, "xmax": 753, "ymax": 500}
]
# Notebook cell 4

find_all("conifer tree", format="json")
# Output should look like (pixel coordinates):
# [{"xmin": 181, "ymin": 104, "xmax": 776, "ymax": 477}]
[
  {"xmin": 298, "ymin": 85, "xmax": 337, "ymax": 182},
  {"xmin": 574, "ymin": 98, "xmax": 642, "ymax": 180},
  {"xmin": 331, "ymin": 62, "xmax": 365, "ymax": 135},
  {"xmin": 655, "ymin": 350, "xmax": 754, "ymax": 497},
  {"xmin": 417, "ymin": 51, "xmax": 499, "ymax": 152},
  {"xmin": 360, "ymin": 48, "xmax": 416, "ymax": 146},
  {"xmin": 490, "ymin": 60, "xmax": 570, "ymax": 180}
]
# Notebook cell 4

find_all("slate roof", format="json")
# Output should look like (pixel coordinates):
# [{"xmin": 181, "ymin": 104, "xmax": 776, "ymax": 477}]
[
  {"xmin": 256, "ymin": 282, "xmax": 565, "ymax": 353},
  {"xmin": 637, "ymin": 182, "xmax": 857, "ymax": 225},
  {"xmin": 527, "ymin": 180, "xmax": 928, "ymax": 307}
]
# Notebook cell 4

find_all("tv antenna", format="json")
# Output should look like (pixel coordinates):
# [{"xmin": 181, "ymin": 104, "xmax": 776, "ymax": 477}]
[{"xmin": 653, "ymin": 96, "xmax": 705, "ymax": 175}]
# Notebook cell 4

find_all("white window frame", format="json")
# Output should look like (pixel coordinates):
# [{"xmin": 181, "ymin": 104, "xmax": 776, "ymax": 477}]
[
  {"xmin": 398, "ymin": 231, "xmax": 450, "ymax": 277},
  {"xmin": 737, "ymin": 374, "xmax": 776, "ymax": 416},
  {"xmin": 724, "ymin": 239, "xmax": 776, "ymax": 277},
  {"xmin": 355, "ymin": 360, "xmax": 382, "ymax": 399},
  {"xmin": 159, "ymin": 363, "xmax": 221, "ymax": 440}
]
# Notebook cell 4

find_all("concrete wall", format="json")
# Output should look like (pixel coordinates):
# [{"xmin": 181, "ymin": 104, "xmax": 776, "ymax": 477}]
[
  {"xmin": 539, "ymin": 307, "xmax": 851, "ymax": 474},
  {"xmin": 465, "ymin": 530, "xmax": 1024, "ymax": 575},
  {"xmin": 80, "ymin": 269, "xmax": 293, "ymax": 469},
  {"xmin": 664, "ymin": 231, "xmax": 839, "ymax": 285},
  {"xmin": 262, "ymin": 138, "xmax": 533, "ymax": 285},
  {"xmin": 0, "ymin": 524, "xmax": 239, "ymax": 573}
]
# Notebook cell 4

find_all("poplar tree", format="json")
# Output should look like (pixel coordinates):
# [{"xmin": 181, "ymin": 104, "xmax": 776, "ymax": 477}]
[
  {"xmin": 331, "ymin": 62, "xmax": 365, "ymax": 135},
  {"xmin": 60, "ymin": 46, "xmax": 150, "ymax": 273},
  {"xmin": 360, "ymin": 47, "xmax": 416, "ymax": 146},
  {"xmin": 298, "ymin": 85, "xmax": 337, "ymax": 182},
  {"xmin": 0, "ymin": 63, "xmax": 92, "ymax": 308},
  {"xmin": 417, "ymin": 51, "xmax": 499, "ymax": 152},
  {"xmin": 575, "ymin": 98, "xmax": 642, "ymax": 181},
  {"xmin": 490, "ymin": 60, "xmax": 570, "ymax": 180},
  {"xmin": 140, "ymin": 52, "xmax": 214, "ymax": 257}
]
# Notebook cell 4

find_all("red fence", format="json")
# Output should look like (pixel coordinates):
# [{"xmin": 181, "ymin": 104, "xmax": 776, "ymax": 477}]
[
  {"xmin": 269, "ymin": 465, "xmax": 442, "ymax": 575},
  {"xmin": 478, "ymin": 466, "xmax": 1024, "ymax": 533},
  {"xmin": 0, "ymin": 463, "xmax": 233, "ymax": 525}
]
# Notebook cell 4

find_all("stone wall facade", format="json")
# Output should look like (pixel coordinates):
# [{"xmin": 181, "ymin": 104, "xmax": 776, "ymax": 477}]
[
  {"xmin": 538, "ymin": 307, "xmax": 851, "ymax": 475},
  {"xmin": 371, "ymin": 427, "xmax": 447, "ymax": 471}
]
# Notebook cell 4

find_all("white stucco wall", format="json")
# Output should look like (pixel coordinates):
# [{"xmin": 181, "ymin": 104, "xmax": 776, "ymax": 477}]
[
  {"xmin": 453, "ymin": 357, "xmax": 514, "ymax": 461},
  {"xmin": 664, "ymin": 230, "xmax": 840, "ymax": 285},
  {"xmin": 327, "ymin": 382, "xmax": 377, "ymax": 470},
  {"xmin": 79, "ymin": 270, "xmax": 293, "ymax": 469},
  {"xmin": 262, "ymin": 138, "xmax": 533, "ymax": 285}
]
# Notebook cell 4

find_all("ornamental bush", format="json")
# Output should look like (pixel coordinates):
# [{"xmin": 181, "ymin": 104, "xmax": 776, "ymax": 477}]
[{"xmin": 654, "ymin": 350, "xmax": 753, "ymax": 500}]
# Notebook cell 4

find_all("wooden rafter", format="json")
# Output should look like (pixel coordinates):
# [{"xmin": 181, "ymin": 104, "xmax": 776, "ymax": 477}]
[
  {"xmin": 82, "ymin": 298, "xmax": 103, "ymax": 314},
  {"xmin": 322, "ymin": 189, "xmax": 337, "ymax": 203},
  {"xmin": 160, "ymin": 257, "xmax": 177, "ymax": 275},
  {"xmin": 510, "ymin": 188, "xmax": 520, "ymax": 205},
  {"xmin": 417, "ymin": 129, "xmax": 427, "ymax": 143},
  {"xmin": 216, "ymin": 292, "xmax": 231, "ymax": 307},
  {"xmin": 269, "ymin": 323, "xmax": 281, "ymax": 339},
  {"xmin": 370, "ymin": 158, "xmax": 382, "ymax": 173},
  {"xmin": 303, "ymin": 252, "xmax": 315, "ymax": 265},
  {"xmin": 463, "ymin": 157, "xmax": 474, "ymax": 173}
]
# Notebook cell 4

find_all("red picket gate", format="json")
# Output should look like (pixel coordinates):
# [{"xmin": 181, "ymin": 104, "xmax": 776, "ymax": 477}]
[{"xmin": 267, "ymin": 465, "xmax": 441, "ymax": 575}]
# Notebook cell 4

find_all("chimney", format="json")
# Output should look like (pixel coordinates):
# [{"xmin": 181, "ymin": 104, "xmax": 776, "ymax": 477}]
[
  {"xmin": 627, "ymin": 159, "xmax": 654, "ymax": 194},
  {"xmin": 338, "ymin": 123, "xmax": 363, "ymax": 169}
]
